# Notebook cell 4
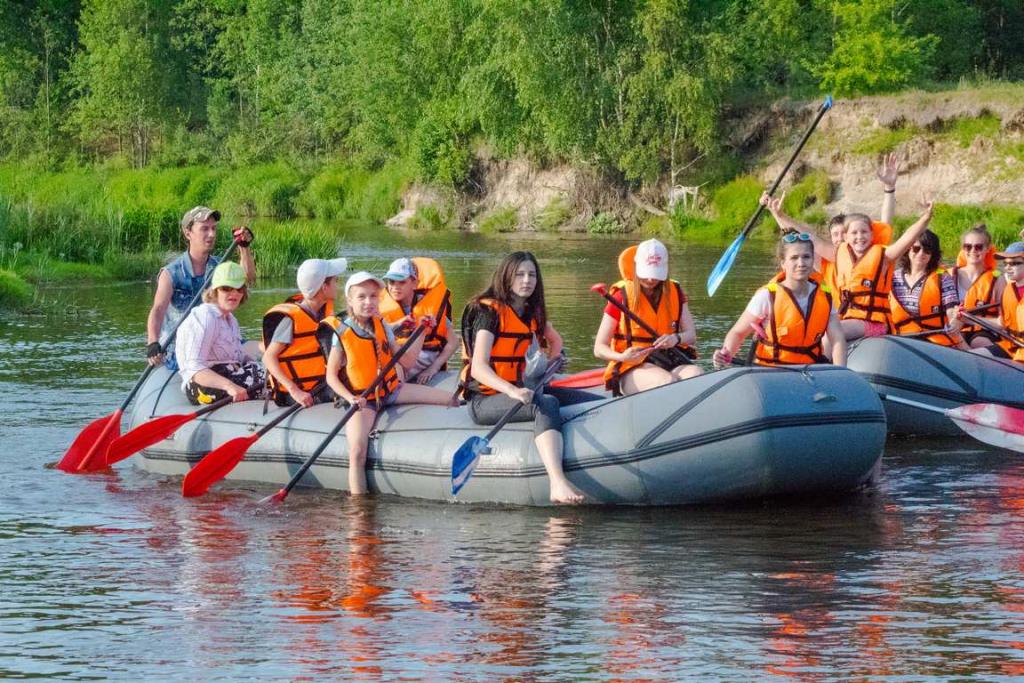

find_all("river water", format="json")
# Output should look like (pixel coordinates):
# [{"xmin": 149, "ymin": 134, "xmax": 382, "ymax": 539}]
[{"xmin": 2, "ymin": 224, "xmax": 1023, "ymax": 681}]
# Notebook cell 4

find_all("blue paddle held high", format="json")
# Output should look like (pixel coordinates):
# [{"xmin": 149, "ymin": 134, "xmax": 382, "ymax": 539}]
[{"xmin": 706, "ymin": 95, "xmax": 833, "ymax": 297}]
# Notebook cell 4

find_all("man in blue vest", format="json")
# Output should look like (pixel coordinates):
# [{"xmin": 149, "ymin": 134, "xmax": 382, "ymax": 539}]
[{"xmin": 145, "ymin": 206, "xmax": 256, "ymax": 369}]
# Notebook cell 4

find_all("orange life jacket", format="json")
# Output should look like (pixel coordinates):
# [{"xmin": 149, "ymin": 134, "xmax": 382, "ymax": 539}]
[
  {"xmin": 951, "ymin": 266, "xmax": 1001, "ymax": 336},
  {"xmin": 261, "ymin": 295, "xmax": 334, "ymax": 404},
  {"xmin": 380, "ymin": 284, "xmax": 452, "ymax": 354},
  {"xmin": 836, "ymin": 243, "xmax": 892, "ymax": 327},
  {"xmin": 820, "ymin": 258, "xmax": 839, "ymax": 295},
  {"xmin": 753, "ymin": 273, "xmax": 833, "ymax": 366},
  {"xmin": 889, "ymin": 269, "xmax": 955, "ymax": 346},
  {"xmin": 460, "ymin": 298, "xmax": 539, "ymax": 396},
  {"xmin": 602, "ymin": 279, "xmax": 695, "ymax": 387},
  {"xmin": 997, "ymin": 282, "xmax": 1024, "ymax": 356},
  {"xmin": 1015, "ymin": 303, "xmax": 1024, "ymax": 363},
  {"xmin": 318, "ymin": 315, "xmax": 399, "ymax": 404}
]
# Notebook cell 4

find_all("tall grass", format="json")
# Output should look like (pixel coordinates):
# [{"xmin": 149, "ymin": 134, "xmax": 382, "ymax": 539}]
[{"xmin": 254, "ymin": 221, "xmax": 343, "ymax": 277}]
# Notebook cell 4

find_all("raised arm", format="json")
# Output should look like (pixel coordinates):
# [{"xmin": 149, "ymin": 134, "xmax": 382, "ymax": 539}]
[
  {"xmin": 877, "ymin": 152, "xmax": 899, "ymax": 226},
  {"xmin": 761, "ymin": 192, "xmax": 836, "ymax": 263},
  {"xmin": 885, "ymin": 199, "xmax": 933, "ymax": 262}
]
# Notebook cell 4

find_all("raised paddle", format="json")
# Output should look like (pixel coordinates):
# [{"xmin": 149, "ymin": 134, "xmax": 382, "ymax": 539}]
[
  {"xmin": 181, "ymin": 382, "xmax": 327, "ymax": 498},
  {"xmin": 258, "ymin": 323, "xmax": 430, "ymax": 505},
  {"xmin": 549, "ymin": 367, "xmax": 605, "ymax": 389},
  {"xmin": 58, "ymin": 239, "xmax": 240, "ymax": 474},
  {"xmin": 451, "ymin": 355, "xmax": 565, "ymax": 496},
  {"xmin": 880, "ymin": 393, "xmax": 1024, "ymax": 454},
  {"xmin": 706, "ymin": 95, "xmax": 833, "ymax": 297},
  {"xmin": 105, "ymin": 394, "xmax": 237, "ymax": 466},
  {"xmin": 591, "ymin": 282, "xmax": 697, "ymax": 360}
]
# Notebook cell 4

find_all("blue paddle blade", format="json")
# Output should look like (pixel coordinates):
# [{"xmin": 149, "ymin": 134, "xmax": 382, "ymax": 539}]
[
  {"xmin": 706, "ymin": 232, "xmax": 747, "ymax": 297},
  {"xmin": 451, "ymin": 436, "xmax": 488, "ymax": 495},
  {"xmin": 823, "ymin": 94, "xmax": 833, "ymax": 111}
]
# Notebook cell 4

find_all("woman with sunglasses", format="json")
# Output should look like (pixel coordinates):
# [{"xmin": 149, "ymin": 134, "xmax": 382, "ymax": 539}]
[
  {"xmin": 974, "ymin": 242, "xmax": 1024, "ymax": 360},
  {"xmin": 175, "ymin": 261, "xmax": 265, "ymax": 404},
  {"xmin": 950, "ymin": 224, "xmax": 1005, "ymax": 347},
  {"xmin": 713, "ymin": 232, "xmax": 846, "ymax": 368},
  {"xmin": 763, "ymin": 193, "xmax": 935, "ymax": 342},
  {"xmin": 888, "ymin": 229, "xmax": 969, "ymax": 349}
]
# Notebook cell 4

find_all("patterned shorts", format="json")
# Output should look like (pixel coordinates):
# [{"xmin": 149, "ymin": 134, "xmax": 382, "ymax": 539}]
[{"xmin": 185, "ymin": 362, "xmax": 266, "ymax": 405}]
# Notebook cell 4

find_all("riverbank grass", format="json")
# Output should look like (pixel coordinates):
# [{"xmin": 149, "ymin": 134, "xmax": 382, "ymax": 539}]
[{"xmin": 0, "ymin": 269, "xmax": 33, "ymax": 311}]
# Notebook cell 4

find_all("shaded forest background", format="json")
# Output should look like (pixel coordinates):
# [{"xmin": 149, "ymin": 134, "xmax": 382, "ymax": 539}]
[{"xmin": 2, "ymin": 0, "xmax": 1024, "ymax": 186}]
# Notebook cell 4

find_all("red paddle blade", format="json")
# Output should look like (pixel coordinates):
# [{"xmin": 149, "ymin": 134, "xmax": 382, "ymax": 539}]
[
  {"xmin": 948, "ymin": 403, "xmax": 1024, "ymax": 454},
  {"xmin": 106, "ymin": 412, "xmax": 197, "ymax": 465},
  {"xmin": 181, "ymin": 434, "xmax": 259, "ymax": 498},
  {"xmin": 57, "ymin": 411, "xmax": 121, "ymax": 473},
  {"xmin": 549, "ymin": 367, "xmax": 605, "ymax": 389},
  {"xmin": 257, "ymin": 488, "xmax": 288, "ymax": 505}
]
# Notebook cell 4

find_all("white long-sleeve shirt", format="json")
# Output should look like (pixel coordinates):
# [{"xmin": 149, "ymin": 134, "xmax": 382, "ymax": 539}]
[{"xmin": 175, "ymin": 303, "xmax": 245, "ymax": 386}]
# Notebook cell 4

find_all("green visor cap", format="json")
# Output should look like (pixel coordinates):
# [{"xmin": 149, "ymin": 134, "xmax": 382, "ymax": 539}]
[{"xmin": 211, "ymin": 261, "xmax": 247, "ymax": 289}]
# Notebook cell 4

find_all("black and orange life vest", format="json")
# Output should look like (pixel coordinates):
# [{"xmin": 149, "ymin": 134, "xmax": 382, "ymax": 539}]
[
  {"xmin": 380, "ymin": 284, "xmax": 452, "ymax": 354},
  {"xmin": 889, "ymin": 269, "xmax": 955, "ymax": 346},
  {"xmin": 602, "ymin": 279, "xmax": 695, "ymax": 387},
  {"xmin": 753, "ymin": 273, "xmax": 833, "ymax": 366},
  {"xmin": 997, "ymin": 282, "xmax": 1024, "ymax": 357},
  {"xmin": 261, "ymin": 295, "xmax": 333, "ymax": 404},
  {"xmin": 836, "ymin": 243, "xmax": 893, "ymax": 327},
  {"xmin": 952, "ymin": 266, "xmax": 1001, "ymax": 336},
  {"xmin": 318, "ymin": 315, "xmax": 399, "ymax": 404},
  {"xmin": 460, "ymin": 298, "xmax": 540, "ymax": 396}
]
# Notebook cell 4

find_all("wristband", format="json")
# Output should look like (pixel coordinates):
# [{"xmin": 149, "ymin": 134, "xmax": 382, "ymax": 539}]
[
  {"xmin": 146, "ymin": 342, "xmax": 162, "ymax": 358},
  {"xmin": 884, "ymin": 188, "xmax": 895, "ymax": 194}
]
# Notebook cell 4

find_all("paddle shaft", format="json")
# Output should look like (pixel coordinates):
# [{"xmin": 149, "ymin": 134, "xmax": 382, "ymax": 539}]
[
  {"xmin": 273, "ymin": 324, "xmax": 428, "ymax": 499},
  {"xmin": 482, "ymin": 358, "xmax": 567, "ymax": 442},
  {"xmin": 961, "ymin": 311, "xmax": 1024, "ymax": 349},
  {"xmin": 596, "ymin": 287, "xmax": 660, "ymax": 338},
  {"xmin": 878, "ymin": 393, "xmax": 946, "ymax": 415},
  {"xmin": 252, "ymin": 381, "xmax": 328, "ymax": 438},
  {"xmin": 737, "ymin": 98, "xmax": 833, "ymax": 242}
]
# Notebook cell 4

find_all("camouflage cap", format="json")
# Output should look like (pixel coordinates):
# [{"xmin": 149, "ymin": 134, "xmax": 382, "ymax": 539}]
[{"xmin": 180, "ymin": 206, "xmax": 221, "ymax": 231}]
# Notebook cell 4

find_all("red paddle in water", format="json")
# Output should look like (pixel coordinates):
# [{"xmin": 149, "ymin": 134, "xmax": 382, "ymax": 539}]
[
  {"xmin": 57, "ymin": 240, "xmax": 239, "ymax": 473},
  {"xmin": 880, "ymin": 393, "xmax": 1024, "ymax": 453},
  {"xmin": 105, "ymin": 395, "xmax": 236, "ymax": 466},
  {"xmin": 181, "ymin": 382, "xmax": 327, "ymax": 497}
]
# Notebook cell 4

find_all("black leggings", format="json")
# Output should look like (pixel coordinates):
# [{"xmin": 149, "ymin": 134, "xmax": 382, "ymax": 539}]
[{"xmin": 467, "ymin": 386, "xmax": 599, "ymax": 437}]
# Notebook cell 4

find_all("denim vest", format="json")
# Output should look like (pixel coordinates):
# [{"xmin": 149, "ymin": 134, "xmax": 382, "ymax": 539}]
[{"xmin": 159, "ymin": 251, "xmax": 221, "ymax": 370}]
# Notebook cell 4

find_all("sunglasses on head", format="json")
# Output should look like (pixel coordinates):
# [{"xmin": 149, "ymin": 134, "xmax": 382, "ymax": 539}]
[
  {"xmin": 962, "ymin": 242, "xmax": 987, "ymax": 252},
  {"xmin": 782, "ymin": 232, "xmax": 812, "ymax": 243},
  {"xmin": 910, "ymin": 244, "xmax": 930, "ymax": 254}
]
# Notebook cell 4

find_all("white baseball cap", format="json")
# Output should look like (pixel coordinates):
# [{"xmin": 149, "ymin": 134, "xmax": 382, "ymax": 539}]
[
  {"xmin": 383, "ymin": 257, "xmax": 418, "ymax": 281},
  {"xmin": 634, "ymin": 239, "xmax": 669, "ymax": 280},
  {"xmin": 296, "ymin": 257, "xmax": 348, "ymax": 298},
  {"xmin": 345, "ymin": 271, "xmax": 385, "ymax": 297}
]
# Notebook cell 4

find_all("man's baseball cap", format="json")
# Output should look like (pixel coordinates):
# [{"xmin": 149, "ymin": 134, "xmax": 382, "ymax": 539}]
[
  {"xmin": 181, "ymin": 206, "xmax": 221, "ymax": 231},
  {"xmin": 297, "ymin": 258, "xmax": 348, "ymax": 298},
  {"xmin": 383, "ymin": 257, "xmax": 418, "ymax": 281}
]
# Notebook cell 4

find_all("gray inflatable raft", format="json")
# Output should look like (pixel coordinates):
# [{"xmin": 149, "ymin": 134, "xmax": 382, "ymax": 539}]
[
  {"xmin": 131, "ymin": 364, "xmax": 886, "ymax": 506},
  {"xmin": 847, "ymin": 336, "xmax": 1024, "ymax": 437}
]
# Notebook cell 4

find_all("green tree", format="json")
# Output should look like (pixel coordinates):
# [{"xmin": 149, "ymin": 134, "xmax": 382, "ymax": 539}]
[
  {"xmin": 69, "ymin": 0, "xmax": 179, "ymax": 166},
  {"xmin": 811, "ymin": 0, "xmax": 938, "ymax": 96}
]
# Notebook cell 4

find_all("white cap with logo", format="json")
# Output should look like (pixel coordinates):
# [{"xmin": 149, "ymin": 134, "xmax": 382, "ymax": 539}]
[
  {"xmin": 296, "ymin": 258, "xmax": 348, "ymax": 298},
  {"xmin": 634, "ymin": 239, "xmax": 669, "ymax": 280},
  {"xmin": 383, "ymin": 257, "xmax": 418, "ymax": 281}
]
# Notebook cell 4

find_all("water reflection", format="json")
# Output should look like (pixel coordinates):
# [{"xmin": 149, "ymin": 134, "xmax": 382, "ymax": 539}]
[{"xmin": 2, "ymin": 227, "xmax": 1024, "ymax": 680}]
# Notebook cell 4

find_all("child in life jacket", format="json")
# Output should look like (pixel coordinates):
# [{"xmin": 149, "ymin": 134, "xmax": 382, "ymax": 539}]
[
  {"xmin": 762, "ymin": 192, "xmax": 935, "ymax": 342},
  {"xmin": 380, "ymin": 257, "xmax": 460, "ymax": 384},
  {"xmin": 323, "ymin": 272, "xmax": 455, "ymax": 495},
  {"xmin": 951, "ymin": 224, "xmax": 1005, "ymax": 348},
  {"xmin": 713, "ymin": 233, "xmax": 847, "ymax": 368},
  {"xmin": 263, "ymin": 257, "xmax": 347, "ymax": 407}
]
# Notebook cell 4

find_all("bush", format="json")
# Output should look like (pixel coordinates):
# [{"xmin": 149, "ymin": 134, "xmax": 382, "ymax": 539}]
[
  {"xmin": 407, "ymin": 204, "xmax": 451, "ymax": 231},
  {"xmin": 587, "ymin": 211, "xmax": 627, "ymax": 234},
  {"xmin": 0, "ymin": 269, "xmax": 33, "ymax": 310},
  {"xmin": 534, "ymin": 197, "xmax": 573, "ymax": 232},
  {"xmin": 253, "ymin": 221, "xmax": 341, "ymax": 277},
  {"xmin": 478, "ymin": 206, "xmax": 519, "ymax": 234},
  {"xmin": 928, "ymin": 203, "xmax": 1024, "ymax": 250},
  {"xmin": 710, "ymin": 175, "xmax": 763, "ymax": 232},
  {"xmin": 213, "ymin": 164, "xmax": 307, "ymax": 218},
  {"xmin": 783, "ymin": 170, "xmax": 832, "ymax": 218}
]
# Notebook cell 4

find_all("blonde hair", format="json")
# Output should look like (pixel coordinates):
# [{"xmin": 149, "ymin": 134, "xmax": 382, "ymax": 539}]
[
  {"xmin": 203, "ymin": 285, "xmax": 248, "ymax": 305},
  {"xmin": 842, "ymin": 213, "xmax": 872, "ymax": 233}
]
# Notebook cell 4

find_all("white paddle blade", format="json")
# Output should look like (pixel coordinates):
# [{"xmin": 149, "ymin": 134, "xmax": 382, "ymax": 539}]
[{"xmin": 948, "ymin": 403, "xmax": 1024, "ymax": 454}]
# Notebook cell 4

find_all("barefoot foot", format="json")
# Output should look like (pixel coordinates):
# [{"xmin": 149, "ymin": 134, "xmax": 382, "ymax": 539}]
[{"xmin": 549, "ymin": 479, "xmax": 584, "ymax": 504}]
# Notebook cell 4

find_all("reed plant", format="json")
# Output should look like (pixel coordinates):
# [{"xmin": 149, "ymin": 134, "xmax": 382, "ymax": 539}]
[{"xmin": 253, "ymin": 221, "xmax": 342, "ymax": 277}]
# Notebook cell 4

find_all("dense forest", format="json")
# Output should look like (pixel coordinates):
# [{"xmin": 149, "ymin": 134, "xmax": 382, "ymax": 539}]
[{"xmin": 2, "ymin": 0, "xmax": 1024, "ymax": 187}]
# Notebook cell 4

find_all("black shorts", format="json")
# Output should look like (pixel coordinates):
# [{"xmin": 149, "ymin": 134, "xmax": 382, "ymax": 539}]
[
  {"xmin": 186, "ymin": 362, "xmax": 266, "ymax": 405},
  {"xmin": 645, "ymin": 347, "xmax": 694, "ymax": 371}
]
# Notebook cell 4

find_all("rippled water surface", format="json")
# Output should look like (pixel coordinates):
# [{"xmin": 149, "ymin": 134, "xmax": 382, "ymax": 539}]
[{"xmin": 2, "ymin": 226, "xmax": 1023, "ymax": 680}]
